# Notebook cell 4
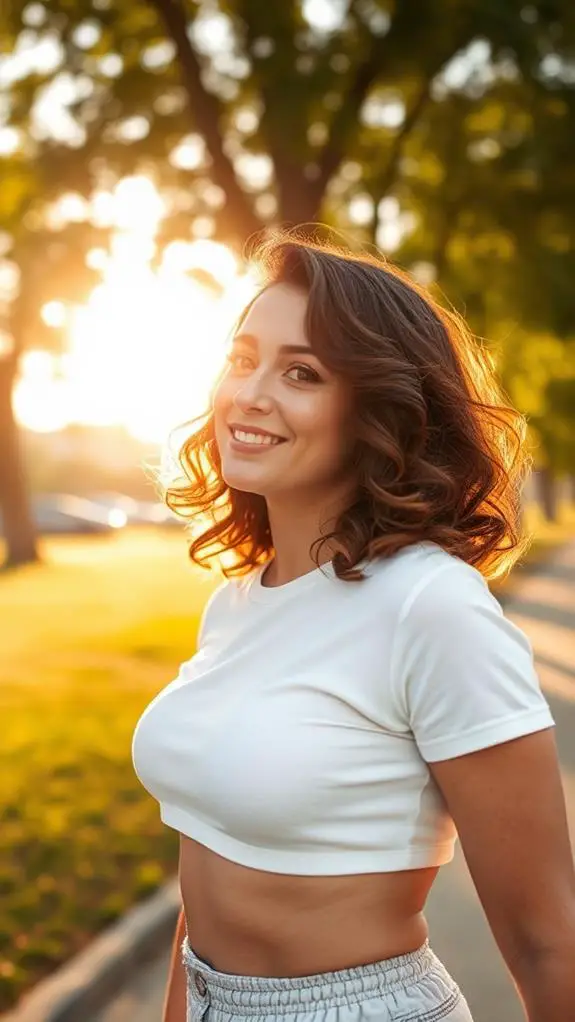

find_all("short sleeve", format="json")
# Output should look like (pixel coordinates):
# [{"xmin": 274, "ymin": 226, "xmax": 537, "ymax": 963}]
[{"xmin": 392, "ymin": 560, "xmax": 555, "ymax": 763}]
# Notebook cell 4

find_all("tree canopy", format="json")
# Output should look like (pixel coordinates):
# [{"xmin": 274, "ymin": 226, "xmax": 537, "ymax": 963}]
[
  {"xmin": 1, "ymin": 0, "xmax": 575, "ymax": 564},
  {"xmin": 2, "ymin": 2, "xmax": 575, "ymax": 325}
]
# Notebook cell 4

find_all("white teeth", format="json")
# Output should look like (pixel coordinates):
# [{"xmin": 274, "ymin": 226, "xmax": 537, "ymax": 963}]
[{"xmin": 232, "ymin": 429, "xmax": 282, "ymax": 446}]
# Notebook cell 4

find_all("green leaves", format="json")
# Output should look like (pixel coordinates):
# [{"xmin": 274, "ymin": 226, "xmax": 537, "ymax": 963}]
[
  {"xmin": 1, "ymin": 0, "xmax": 575, "ymax": 451},
  {"xmin": 536, "ymin": 376, "xmax": 575, "ymax": 472}
]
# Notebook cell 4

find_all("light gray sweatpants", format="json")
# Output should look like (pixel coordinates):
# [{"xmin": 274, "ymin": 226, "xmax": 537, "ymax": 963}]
[{"xmin": 182, "ymin": 936, "xmax": 474, "ymax": 1022}]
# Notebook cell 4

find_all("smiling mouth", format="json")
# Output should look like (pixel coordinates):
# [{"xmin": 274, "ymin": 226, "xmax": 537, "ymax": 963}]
[{"xmin": 229, "ymin": 427, "xmax": 286, "ymax": 446}]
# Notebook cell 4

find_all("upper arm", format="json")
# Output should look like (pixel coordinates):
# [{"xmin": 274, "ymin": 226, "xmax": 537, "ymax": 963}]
[
  {"xmin": 393, "ymin": 559, "xmax": 574, "ymax": 961},
  {"xmin": 430, "ymin": 729, "xmax": 575, "ymax": 965}
]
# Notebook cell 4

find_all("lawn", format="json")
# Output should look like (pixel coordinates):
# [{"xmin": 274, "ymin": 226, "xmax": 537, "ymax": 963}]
[
  {"xmin": 1, "ymin": 506, "xmax": 574, "ymax": 1011},
  {"xmin": 0, "ymin": 528, "xmax": 218, "ymax": 1011}
]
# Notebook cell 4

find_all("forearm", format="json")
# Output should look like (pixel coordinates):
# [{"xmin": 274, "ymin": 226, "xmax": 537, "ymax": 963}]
[
  {"xmin": 162, "ymin": 907, "xmax": 188, "ymax": 1022},
  {"xmin": 514, "ymin": 947, "xmax": 575, "ymax": 1022}
]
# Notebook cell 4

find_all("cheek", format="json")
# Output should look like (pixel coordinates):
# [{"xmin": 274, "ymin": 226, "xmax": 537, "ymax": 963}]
[
  {"xmin": 212, "ymin": 382, "xmax": 233, "ymax": 454},
  {"xmin": 297, "ymin": 398, "xmax": 353, "ymax": 460},
  {"xmin": 213, "ymin": 378, "xmax": 234, "ymax": 423},
  {"xmin": 304, "ymin": 389, "xmax": 352, "ymax": 439}
]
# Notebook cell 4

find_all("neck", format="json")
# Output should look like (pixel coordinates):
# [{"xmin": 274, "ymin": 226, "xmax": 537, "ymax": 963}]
[{"xmin": 263, "ymin": 483, "xmax": 354, "ymax": 586}]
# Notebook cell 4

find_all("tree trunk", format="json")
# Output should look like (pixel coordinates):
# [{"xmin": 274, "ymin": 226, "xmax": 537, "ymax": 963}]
[
  {"xmin": 534, "ymin": 466, "xmax": 558, "ymax": 523},
  {"xmin": 0, "ymin": 355, "xmax": 39, "ymax": 569},
  {"xmin": 150, "ymin": 0, "xmax": 261, "ymax": 245},
  {"xmin": 275, "ymin": 170, "xmax": 324, "ymax": 227}
]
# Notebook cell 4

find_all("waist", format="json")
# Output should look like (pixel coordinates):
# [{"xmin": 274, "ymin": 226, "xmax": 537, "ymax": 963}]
[
  {"xmin": 184, "ymin": 914, "xmax": 430, "ymax": 979},
  {"xmin": 180, "ymin": 835, "xmax": 436, "ymax": 976}
]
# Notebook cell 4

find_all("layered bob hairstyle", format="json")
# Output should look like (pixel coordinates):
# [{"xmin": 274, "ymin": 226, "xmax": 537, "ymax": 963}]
[{"xmin": 164, "ymin": 232, "xmax": 529, "ymax": 583}]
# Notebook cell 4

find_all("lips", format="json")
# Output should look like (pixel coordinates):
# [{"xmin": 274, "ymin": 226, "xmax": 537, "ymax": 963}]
[{"xmin": 228, "ymin": 423, "xmax": 285, "ymax": 439}]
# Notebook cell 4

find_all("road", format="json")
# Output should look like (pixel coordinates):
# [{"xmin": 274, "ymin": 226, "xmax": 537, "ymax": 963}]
[{"xmin": 93, "ymin": 540, "xmax": 575, "ymax": 1022}]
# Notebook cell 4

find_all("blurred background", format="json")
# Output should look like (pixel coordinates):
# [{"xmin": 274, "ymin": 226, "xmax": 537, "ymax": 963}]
[{"xmin": 1, "ymin": 1, "xmax": 575, "ymax": 1019}]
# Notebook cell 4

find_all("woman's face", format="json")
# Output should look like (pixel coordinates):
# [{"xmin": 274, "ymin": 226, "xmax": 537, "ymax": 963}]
[{"xmin": 213, "ymin": 283, "xmax": 355, "ymax": 501}]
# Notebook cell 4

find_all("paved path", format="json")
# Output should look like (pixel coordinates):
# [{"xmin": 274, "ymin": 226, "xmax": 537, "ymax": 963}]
[
  {"xmin": 91, "ymin": 949, "xmax": 170, "ymax": 1022},
  {"xmin": 93, "ymin": 541, "xmax": 575, "ymax": 1022}
]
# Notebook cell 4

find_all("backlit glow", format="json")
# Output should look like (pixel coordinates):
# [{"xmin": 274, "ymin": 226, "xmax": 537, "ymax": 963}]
[{"xmin": 14, "ymin": 176, "xmax": 258, "ymax": 443}]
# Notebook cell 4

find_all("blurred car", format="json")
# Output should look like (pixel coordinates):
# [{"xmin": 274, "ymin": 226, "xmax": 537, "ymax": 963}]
[
  {"xmin": 31, "ymin": 494, "xmax": 129, "ymax": 534},
  {"xmin": 86, "ymin": 491, "xmax": 182, "ymax": 528}
]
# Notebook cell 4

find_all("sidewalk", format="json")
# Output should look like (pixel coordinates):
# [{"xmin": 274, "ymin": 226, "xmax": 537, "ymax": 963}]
[
  {"xmin": 92, "ymin": 952, "xmax": 170, "ymax": 1022},
  {"xmin": 92, "ymin": 539, "xmax": 575, "ymax": 1022}
]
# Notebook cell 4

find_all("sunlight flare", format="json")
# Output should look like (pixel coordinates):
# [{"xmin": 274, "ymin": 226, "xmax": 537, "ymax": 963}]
[{"xmin": 15, "ymin": 176, "xmax": 258, "ymax": 443}]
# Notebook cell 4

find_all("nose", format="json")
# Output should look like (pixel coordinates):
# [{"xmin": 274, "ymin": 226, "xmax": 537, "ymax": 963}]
[{"xmin": 233, "ymin": 371, "xmax": 274, "ymax": 415}]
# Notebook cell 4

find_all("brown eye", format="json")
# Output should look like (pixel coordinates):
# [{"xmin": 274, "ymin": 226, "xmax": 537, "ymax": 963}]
[{"xmin": 285, "ymin": 364, "xmax": 321, "ymax": 383}]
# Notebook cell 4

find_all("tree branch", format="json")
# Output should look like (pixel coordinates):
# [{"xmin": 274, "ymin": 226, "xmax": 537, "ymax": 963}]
[
  {"xmin": 316, "ymin": 15, "xmax": 475, "ymax": 201},
  {"xmin": 374, "ymin": 80, "xmax": 435, "ymax": 201},
  {"xmin": 147, "ymin": 0, "xmax": 261, "ymax": 242}
]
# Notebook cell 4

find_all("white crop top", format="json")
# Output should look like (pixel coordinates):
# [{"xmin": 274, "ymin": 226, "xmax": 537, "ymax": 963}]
[{"xmin": 132, "ymin": 542, "xmax": 554, "ymax": 875}]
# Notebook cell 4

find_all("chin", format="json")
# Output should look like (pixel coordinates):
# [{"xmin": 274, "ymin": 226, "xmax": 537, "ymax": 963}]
[{"xmin": 220, "ymin": 465, "xmax": 270, "ymax": 496}]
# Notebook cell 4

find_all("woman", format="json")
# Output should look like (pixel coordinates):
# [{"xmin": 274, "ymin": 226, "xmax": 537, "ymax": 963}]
[{"xmin": 132, "ymin": 233, "xmax": 575, "ymax": 1022}]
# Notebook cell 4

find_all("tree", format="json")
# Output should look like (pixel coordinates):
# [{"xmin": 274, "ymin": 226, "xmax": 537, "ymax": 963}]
[
  {"xmin": 529, "ymin": 374, "xmax": 575, "ymax": 519},
  {"xmin": 0, "ymin": 111, "xmax": 113, "ymax": 562},
  {"xmin": 0, "ymin": 147, "xmax": 109, "ymax": 566},
  {"xmin": 1, "ymin": 0, "xmax": 575, "ymax": 564}
]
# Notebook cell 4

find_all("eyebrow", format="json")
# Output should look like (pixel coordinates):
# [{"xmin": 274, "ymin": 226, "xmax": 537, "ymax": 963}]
[{"xmin": 231, "ymin": 332, "xmax": 314, "ymax": 356}]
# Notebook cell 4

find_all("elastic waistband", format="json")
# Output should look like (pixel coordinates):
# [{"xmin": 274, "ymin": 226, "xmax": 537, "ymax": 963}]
[{"xmin": 182, "ymin": 936, "xmax": 437, "ymax": 1014}]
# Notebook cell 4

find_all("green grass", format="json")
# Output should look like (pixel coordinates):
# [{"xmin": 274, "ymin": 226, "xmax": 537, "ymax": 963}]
[
  {"xmin": 0, "ymin": 507, "xmax": 574, "ymax": 1010},
  {"xmin": 0, "ymin": 528, "xmax": 218, "ymax": 1011}
]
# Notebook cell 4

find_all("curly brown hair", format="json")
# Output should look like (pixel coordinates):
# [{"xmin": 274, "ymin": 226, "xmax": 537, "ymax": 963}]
[{"xmin": 164, "ymin": 231, "xmax": 530, "ymax": 583}]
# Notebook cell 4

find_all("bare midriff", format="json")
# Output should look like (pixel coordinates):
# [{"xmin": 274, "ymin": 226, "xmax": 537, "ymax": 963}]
[{"xmin": 179, "ymin": 835, "xmax": 439, "ymax": 978}]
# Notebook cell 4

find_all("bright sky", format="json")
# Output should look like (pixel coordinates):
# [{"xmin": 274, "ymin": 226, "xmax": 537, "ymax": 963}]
[{"xmin": 12, "ymin": 177, "xmax": 259, "ymax": 443}]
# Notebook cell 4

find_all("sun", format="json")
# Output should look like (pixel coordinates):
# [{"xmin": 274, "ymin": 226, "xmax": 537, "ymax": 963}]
[{"xmin": 13, "ymin": 176, "xmax": 258, "ymax": 444}]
